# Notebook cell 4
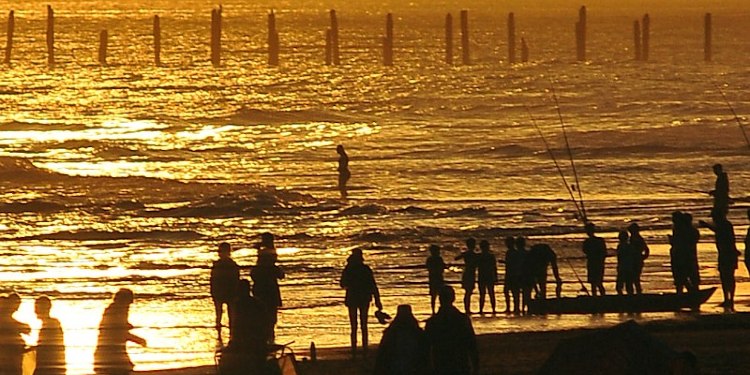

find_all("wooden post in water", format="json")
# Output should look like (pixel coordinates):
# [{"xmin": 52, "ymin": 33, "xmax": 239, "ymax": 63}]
[
  {"xmin": 325, "ymin": 29, "xmax": 332, "ymax": 65},
  {"xmin": 508, "ymin": 12, "xmax": 516, "ymax": 64},
  {"xmin": 99, "ymin": 30, "xmax": 108, "ymax": 66},
  {"xmin": 460, "ymin": 10, "xmax": 469, "ymax": 65},
  {"xmin": 633, "ymin": 20, "xmax": 641, "ymax": 61},
  {"xmin": 383, "ymin": 13, "xmax": 393, "ymax": 66},
  {"xmin": 521, "ymin": 37, "xmax": 529, "ymax": 63},
  {"xmin": 268, "ymin": 11, "xmax": 279, "ymax": 66},
  {"xmin": 704, "ymin": 13, "xmax": 712, "ymax": 62},
  {"xmin": 329, "ymin": 10, "xmax": 340, "ymax": 65},
  {"xmin": 47, "ymin": 5, "xmax": 54, "ymax": 66},
  {"xmin": 445, "ymin": 13, "xmax": 453, "ymax": 65},
  {"xmin": 210, "ymin": 6, "xmax": 222, "ymax": 67},
  {"xmin": 153, "ymin": 15, "xmax": 161, "ymax": 66},
  {"xmin": 4, "ymin": 10, "xmax": 14, "ymax": 64},
  {"xmin": 576, "ymin": 5, "xmax": 587, "ymax": 61},
  {"xmin": 642, "ymin": 14, "xmax": 650, "ymax": 61}
]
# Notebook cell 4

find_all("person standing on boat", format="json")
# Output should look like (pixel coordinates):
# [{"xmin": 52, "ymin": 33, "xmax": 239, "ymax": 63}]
[
  {"xmin": 627, "ymin": 222, "xmax": 649, "ymax": 294},
  {"xmin": 700, "ymin": 208, "xmax": 740, "ymax": 310},
  {"xmin": 710, "ymin": 163, "xmax": 730, "ymax": 214},
  {"xmin": 502, "ymin": 236, "xmax": 523, "ymax": 314},
  {"xmin": 615, "ymin": 230, "xmax": 637, "ymax": 295},
  {"xmin": 426, "ymin": 244, "xmax": 447, "ymax": 315},
  {"xmin": 340, "ymin": 248, "xmax": 383, "ymax": 358},
  {"xmin": 455, "ymin": 238, "xmax": 479, "ymax": 314},
  {"xmin": 582, "ymin": 222, "xmax": 607, "ymax": 296},
  {"xmin": 337, "ymin": 144, "xmax": 350, "ymax": 199},
  {"xmin": 476, "ymin": 240, "xmax": 498, "ymax": 315}
]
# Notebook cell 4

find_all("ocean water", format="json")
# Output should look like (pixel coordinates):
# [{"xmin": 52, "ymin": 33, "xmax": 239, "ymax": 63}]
[{"xmin": 1, "ymin": 0, "xmax": 750, "ymax": 372}]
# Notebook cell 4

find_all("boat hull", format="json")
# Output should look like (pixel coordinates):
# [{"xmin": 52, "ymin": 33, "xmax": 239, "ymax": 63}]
[{"xmin": 527, "ymin": 287, "xmax": 717, "ymax": 315}]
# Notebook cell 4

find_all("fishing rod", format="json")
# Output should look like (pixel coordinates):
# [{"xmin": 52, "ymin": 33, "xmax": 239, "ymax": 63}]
[
  {"xmin": 713, "ymin": 82, "xmax": 750, "ymax": 151},
  {"xmin": 550, "ymin": 82, "xmax": 588, "ymax": 222},
  {"xmin": 565, "ymin": 258, "xmax": 590, "ymax": 296},
  {"xmin": 525, "ymin": 105, "xmax": 584, "ymax": 220}
]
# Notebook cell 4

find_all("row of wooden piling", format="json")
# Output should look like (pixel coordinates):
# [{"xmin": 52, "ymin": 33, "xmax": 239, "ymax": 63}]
[{"xmin": 1, "ymin": 6, "xmax": 723, "ymax": 67}]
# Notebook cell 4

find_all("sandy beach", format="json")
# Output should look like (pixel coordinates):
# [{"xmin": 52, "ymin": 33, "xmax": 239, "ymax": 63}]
[{"xmin": 138, "ymin": 312, "xmax": 750, "ymax": 375}]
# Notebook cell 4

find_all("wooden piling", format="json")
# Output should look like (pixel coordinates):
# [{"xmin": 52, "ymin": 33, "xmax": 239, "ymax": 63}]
[
  {"xmin": 633, "ymin": 20, "xmax": 641, "ymax": 61},
  {"xmin": 521, "ymin": 37, "xmax": 529, "ymax": 63},
  {"xmin": 268, "ymin": 11, "xmax": 279, "ymax": 66},
  {"xmin": 508, "ymin": 12, "xmax": 516, "ymax": 64},
  {"xmin": 383, "ymin": 13, "xmax": 393, "ymax": 66},
  {"xmin": 576, "ymin": 5, "xmax": 587, "ymax": 61},
  {"xmin": 4, "ymin": 10, "xmax": 13, "ymax": 64},
  {"xmin": 460, "ymin": 10, "xmax": 469, "ymax": 65},
  {"xmin": 99, "ymin": 30, "xmax": 108, "ymax": 65},
  {"xmin": 153, "ymin": 15, "xmax": 161, "ymax": 66},
  {"xmin": 445, "ymin": 13, "xmax": 453, "ymax": 65},
  {"xmin": 642, "ymin": 14, "xmax": 650, "ymax": 61},
  {"xmin": 211, "ymin": 7, "xmax": 222, "ymax": 67},
  {"xmin": 330, "ymin": 10, "xmax": 340, "ymax": 65},
  {"xmin": 704, "ymin": 13, "xmax": 712, "ymax": 62},
  {"xmin": 47, "ymin": 5, "xmax": 54, "ymax": 66},
  {"xmin": 325, "ymin": 29, "xmax": 332, "ymax": 65}
]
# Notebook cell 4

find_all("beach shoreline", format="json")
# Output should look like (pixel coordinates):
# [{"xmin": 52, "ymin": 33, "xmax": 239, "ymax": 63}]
[{"xmin": 138, "ymin": 312, "xmax": 750, "ymax": 374}]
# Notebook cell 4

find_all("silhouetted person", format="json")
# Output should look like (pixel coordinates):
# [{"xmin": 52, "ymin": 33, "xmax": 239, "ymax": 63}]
[
  {"xmin": 34, "ymin": 296, "xmax": 66, "ymax": 375},
  {"xmin": 220, "ymin": 279, "xmax": 271, "ymax": 374},
  {"xmin": 210, "ymin": 242, "xmax": 240, "ymax": 342},
  {"xmin": 251, "ymin": 252, "xmax": 284, "ymax": 341},
  {"xmin": 373, "ymin": 304, "xmax": 428, "ymax": 375},
  {"xmin": 745, "ymin": 209, "xmax": 750, "ymax": 276},
  {"xmin": 425, "ymin": 286, "xmax": 479, "ymax": 375},
  {"xmin": 455, "ymin": 238, "xmax": 478, "ymax": 314},
  {"xmin": 700, "ymin": 208, "xmax": 740, "ymax": 310},
  {"xmin": 615, "ymin": 230, "xmax": 637, "ymax": 295},
  {"xmin": 425, "ymin": 244, "xmax": 447, "ymax": 315},
  {"xmin": 582, "ymin": 222, "xmax": 607, "ymax": 296},
  {"xmin": 627, "ymin": 222, "xmax": 650, "ymax": 294},
  {"xmin": 502, "ymin": 236, "xmax": 523, "ymax": 314},
  {"xmin": 94, "ymin": 289, "xmax": 147, "ymax": 375},
  {"xmin": 477, "ymin": 240, "xmax": 498, "ymax": 315},
  {"xmin": 710, "ymin": 163, "xmax": 730, "ymax": 214},
  {"xmin": 669, "ymin": 211, "xmax": 701, "ymax": 294},
  {"xmin": 0, "ymin": 293, "xmax": 30, "ymax": 375},
  {"xmin": 256, "ymin": 232, "xmax": 277, "ymax": 258},
  {"xmin": 515, "ymin": 236, "xmax": 533, "ymax": 313},
  {"xmin": 524, "ymin": 243, "xmax": 563, "ymax": 303},
  {"xmin": 337, "ymin": 144, "xmax": 350, "ymax": 198},
  {"xmin": 340, "ymin": 248, "xmax": 382, "ymax": 358}
]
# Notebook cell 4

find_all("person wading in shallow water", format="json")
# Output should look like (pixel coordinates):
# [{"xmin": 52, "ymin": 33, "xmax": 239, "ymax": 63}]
[
  {"xmin": 455, "ymin": 238, "xmax": 479, "ymax": 314},
  {"xmin": 210, "ymin": 242, "xmax": 240, "ymax": 342},
  {"xmin": 425, "ymin": 244, "xmax": 447, "ymax": 315},
  {"xmin": 476, "ymin": 240, "xmax": 498, "ymax": 315},
  {"xmin": 582, "ymin": 222, "xmax": 607, "ymax": 297},
  {"xmin": 337, "ymin": 144, "xmax": 350, "ymax": 198},
  {"xmin": 340, "ymin": 248, "xmax": 383, "ymax": 359}
]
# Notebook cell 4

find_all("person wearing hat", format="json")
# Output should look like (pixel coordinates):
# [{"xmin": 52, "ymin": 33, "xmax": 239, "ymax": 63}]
[
  {"xmin": 582, "ymin": 222, "xmax": 607, "ymax": 296},
  {"xmin": 627, "ymin": 222, "xmax": 650, "ymax": 294},
  {"xmin": 373, "ymin": 305, "xmax": 428, "ymax": 375},
  {"xmin": 340, "ymin": 248, "xmax": 383, "ymax": 358}
]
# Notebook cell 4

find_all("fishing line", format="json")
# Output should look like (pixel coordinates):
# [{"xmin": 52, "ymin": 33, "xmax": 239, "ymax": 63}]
[
  {"xmin": 550, "ymin": 81, "xmax": 588, "ymax": 222},
  {"xmin": 713, "ymin": 82, "xmax": 750, "ymax": 151}
]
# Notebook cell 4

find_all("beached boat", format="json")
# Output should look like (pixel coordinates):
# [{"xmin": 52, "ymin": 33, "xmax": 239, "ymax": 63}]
[{"xmin": 527, "ymin": 287, "xmax": 717, "ymax": 315}]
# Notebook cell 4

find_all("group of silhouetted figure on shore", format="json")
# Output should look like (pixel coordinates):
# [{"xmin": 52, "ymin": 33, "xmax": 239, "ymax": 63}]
[{"xmin": 1, "ymin": 164, "xmax": 749, "ymax": 374}]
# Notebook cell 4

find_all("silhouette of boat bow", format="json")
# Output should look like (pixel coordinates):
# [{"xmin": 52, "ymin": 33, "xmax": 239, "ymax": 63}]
[{"xmin": 527, "ymin": 287, "xmax": 717, "ymax": 315}]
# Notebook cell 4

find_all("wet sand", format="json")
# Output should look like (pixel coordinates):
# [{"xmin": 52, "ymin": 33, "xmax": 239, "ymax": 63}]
[{"xmin": 138, "ymin": 312, "xmax": 750, "ymax": 375}]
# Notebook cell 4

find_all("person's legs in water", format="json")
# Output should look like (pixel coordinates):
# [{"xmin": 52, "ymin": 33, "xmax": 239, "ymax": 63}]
[
  {"xmin": 478, "ymin": 284, "xmax": 487, "ymax": 314},
  {"xmin": 488, "ymin": 284, "xmax": 496, "ymax": 314}
]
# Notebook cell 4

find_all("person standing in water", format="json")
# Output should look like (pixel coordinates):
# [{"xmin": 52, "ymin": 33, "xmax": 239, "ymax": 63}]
[
  {"xmin": 582, "ymin": 222, "xmax": 607, "ymax": 296},
  {"xmin": 455, "ymin": 238, "xmax": 479, "ymax": 314},
  {"xmin": 476, "ymin": 240, "xmax": 498, "ymax": 315},
  {"xmin": 627, "ymin": 222, "xmax": 649, "ymax": 294},
  {"xmin": 337, "ymin": 145, "xmax": 350, "ymax": 198},
  {"xmin": 425, "ymin": 244, "xmax": 447, "ymax": 315},
  {"xmin": 94, "ymin": 289, "xmax": 147, "ymax": 374},
  {"xmin": 615, "ymin": 230, "xmax": 636, "ymax": 295},
  {"xmin": 502, "ymin": 236, "xmax": 522, "ymax": 314},
  {"xmin": 340, "ymin": 248, "xmax": 383, "ymax": 359},
  {"xmin": 210, "ymin": 242, "xmax": 240, "ymax": 342},
  {"xmin": 700, "ymin": 208, "xmax": 740, "ymax": 310},
  {"xmin": 34, "ymin": 296, "xmax": 66, "ymax": 375}
]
